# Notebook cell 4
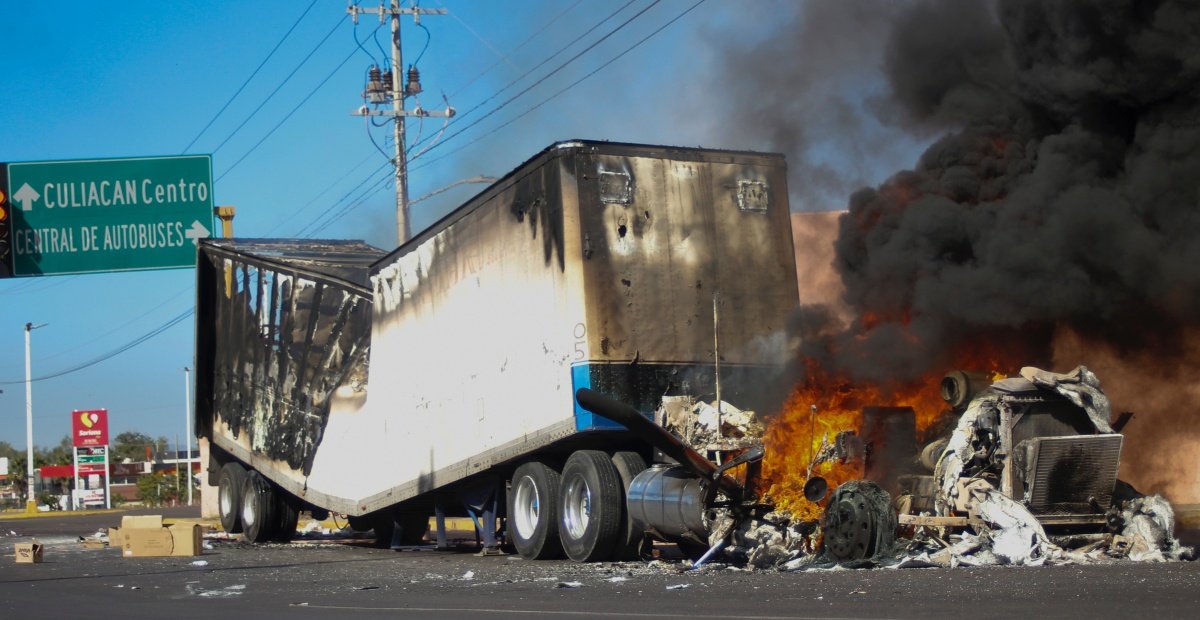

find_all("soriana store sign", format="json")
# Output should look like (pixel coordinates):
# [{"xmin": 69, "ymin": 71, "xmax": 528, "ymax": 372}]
[{"xmin": 72, "ymin": 409, "xmax": 109, "ymax": 447}]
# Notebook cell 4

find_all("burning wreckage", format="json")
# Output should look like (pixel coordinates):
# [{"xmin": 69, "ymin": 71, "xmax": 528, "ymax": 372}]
[
  {"xmin": 194, "ymin": 140, "xmax": 1190, "ymax": 571},
  {"xmin": 582, "ymin": 366, "xmax": 1193, "ymax": 571}
]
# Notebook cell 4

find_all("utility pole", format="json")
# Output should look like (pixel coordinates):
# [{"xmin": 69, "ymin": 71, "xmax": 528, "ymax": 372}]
[{"xmin": 349, "ymin": 0, "xmax": 454, "ymax": 246}]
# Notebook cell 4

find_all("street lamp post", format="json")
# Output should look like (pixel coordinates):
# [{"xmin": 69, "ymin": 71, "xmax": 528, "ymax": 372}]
[
  {"xmin": 24, "ymin": 322, "xmax": 47, "ymax": 513},
  {"xmin": 183, "ymin": 367, "xmax": 193, "ymax": 506}
]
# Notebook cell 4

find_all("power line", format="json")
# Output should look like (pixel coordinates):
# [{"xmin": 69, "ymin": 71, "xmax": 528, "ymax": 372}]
[
  {"xmin": 410, "ymin": 0, "xmax": 706, "ymax": 173},
  {"xmin": 216, "ymin": 26, "xmax": 379, "ymax": 182},
  {"xmin": 0, "ymin": 12, "xmax": 363, "ymax": 387},
  {"xmin": 181, "ymin": 0, "xmax": 319, "ymax": 153},
  {"xmin": 39, "ymin": 285, "xmax": 193, "ymax": 362},
  {"xmin": 207, "ymin": 14, "xmax": 349, "ymax": 156},
  {"xmin": 447, "ymin": 0, "xmax": 585, "ymax": 98},
  {"xmin": 410, "ymin": 0, "xmax": 653, "ymax": 159},
  {"xmin": 0, "ymin": 275, "xmax": 79, "ymax": 295},
  {"xmin": 263, "ymin": 149, "xmax": 379, "ymax": 236},
  {"xmin": 313, "ymin": 172, "xmax": 395, "ymax": 232},
  {"xmin": 402, "ymin": 0, "xmax": 635, "ymax": 169},
  {"xmin": 291, "ymin": 159, "xmax": 394, "ymax": 237},
  {"xmin": 0, "ymin": 308, "xmax": 194, "ymax": 385}
]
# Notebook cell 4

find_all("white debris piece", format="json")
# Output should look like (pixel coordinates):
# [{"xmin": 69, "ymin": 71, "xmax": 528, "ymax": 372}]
[
  {"xmin": 187, "ymin": 583, "xmax": 246, "ymax": 598},
  {"xmin": 556, "ymin": 581, "xmax": 583, "ymax": 589},
  {"xmin": 660, "ymin": 395, "xmax": 764, "ymax": 451},
  {"xmin": 300, "ymin": 520, "xmax": 330, "ymax": 536},
  {"xmin": 190, "ymin": 560, "xmax": 209, "ymax": 567},
  {"xmin": 970, "ymin": 486, "xmax": 1050, "ymax": 566},
  {"xmin": 1116, "ymin": 495, "xmax": 1191, "ymax": 561},
  {"xmin": 461, "ymin": 570, "xmax": 475, "ymax": 581},
  {"xmin": 666, "ymin": 584, "xmax": 691, "ymax": 590}
]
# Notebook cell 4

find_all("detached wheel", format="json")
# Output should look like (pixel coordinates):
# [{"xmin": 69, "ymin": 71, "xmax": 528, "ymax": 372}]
[
  {"xmin": 559, "ymin": 450, "xmax": 622, "ymax": 562},
  {"xmin": 508, "ymin": 461, "xmax": 563, "ymax": 560},
  {"xmin": 240, "ymin": 471, "xmax": 277, "ymax": 543},
  {"xmin": 218, "ymin": 462, "xmax": 247, "ymax": 534},
  {"xmin": 609, "ymin": 451, "xmax": 648, "ymax": 560},
  {"xmin": 821, "ymin": 481, "xmax": 896, "ymax": 562}
]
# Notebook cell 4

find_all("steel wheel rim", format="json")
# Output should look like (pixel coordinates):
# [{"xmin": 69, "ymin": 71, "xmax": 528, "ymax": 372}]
[
  {"xmin": 243, "ymin": 493, "xmax": 257, "ymax": 528},
  {"xmin": 826, "ymin": 495, "xmax": 871, "ymax": 560},
  {"xmin": 563, "ymin": 475, "xmax": 591, "ymax": 540},
  {"xmin": 220, "ymin": 484, "xmax": 232, "ymax": 516},
  {"xmin": 513, "ymin": 475, "xmax": 540, "ymax": 540}
]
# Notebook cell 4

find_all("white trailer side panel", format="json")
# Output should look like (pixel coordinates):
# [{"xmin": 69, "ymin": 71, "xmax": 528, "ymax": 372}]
[{"xmin": 303, "ymin": 157, "xmax": 586, "ymax": 509}]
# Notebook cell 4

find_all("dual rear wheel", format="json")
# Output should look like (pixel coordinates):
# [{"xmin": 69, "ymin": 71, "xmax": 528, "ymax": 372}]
[
  {"xmin": 507, "ymin": 450, "xmax": 647, "ymax": 562},
  {"xmin": 216, "ymin": 462, "xmax": 299, "ymax": 543}
]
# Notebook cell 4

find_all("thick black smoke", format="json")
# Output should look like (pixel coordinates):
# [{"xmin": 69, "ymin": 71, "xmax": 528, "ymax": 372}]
[{"xmin": 795, "ymin": 0, "xmax": 1200, "ymax": 381}]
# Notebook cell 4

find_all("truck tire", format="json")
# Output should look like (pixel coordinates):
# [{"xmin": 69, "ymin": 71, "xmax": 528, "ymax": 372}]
[
  {"xmin": 218, "ymin": 462, "xmax": 247, "ymax": 534},
  {"xmin": 240, "ymin": 471, "xmax": 278, "ymax": 543},
  {"xmin": 609, "ymin": 451, "xmax": 648, "ymax": 560},
  {"xmin": 558, "ymin": 450, "xmax": 622, "ymax": 562},
  {"xmin": 273, "ymin": 491, "xmax": 300, "ymax": 543},
  {"xmin": 508, "ymin": 461, "xmax": 564, "ymax": 560}
]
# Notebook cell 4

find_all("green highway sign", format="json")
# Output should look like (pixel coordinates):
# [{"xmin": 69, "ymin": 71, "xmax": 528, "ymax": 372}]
[
  {"xmin": 4, "ymin": 155, "xmax": 214, "ymax": 276},
  {"xmin": 78, "ymin": 454, "xmax": 105, "ymax": 464}
]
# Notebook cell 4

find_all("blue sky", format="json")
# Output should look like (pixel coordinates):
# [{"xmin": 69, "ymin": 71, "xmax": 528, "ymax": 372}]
[{"xmin": 0, "ymin": 0, "xmax": 922, "ymax": 449}]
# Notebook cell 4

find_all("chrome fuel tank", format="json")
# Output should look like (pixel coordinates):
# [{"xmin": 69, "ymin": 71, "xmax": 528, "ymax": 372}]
[{"xmin": 626, "ymin": 465, "xmax": 709, "ymax": 540}]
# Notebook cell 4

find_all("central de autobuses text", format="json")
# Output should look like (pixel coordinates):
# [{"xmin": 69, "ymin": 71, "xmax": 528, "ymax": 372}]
[{"xmin": 13, "ymin": 222, "xmax": 187, "ymax": 255}]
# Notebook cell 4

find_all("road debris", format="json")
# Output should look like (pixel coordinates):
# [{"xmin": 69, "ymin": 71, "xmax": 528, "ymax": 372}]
[
  {"xmin": 665, "ymin": 583, "xmax": 691, "ymax": 590},
  {"xmin": 190, "ymin": 584, "xmax": 245, "ymax": 598},
  {"xmin": 713, "ymin": 366, "xmax": 1194, "ymax": 572},
  {"xmin": 555, "ymin": 581, "xmax": 583, "ymax": 588},
  {"xmin": 662, "ymin": 397, "xmax": 765, "ymax": 452}
]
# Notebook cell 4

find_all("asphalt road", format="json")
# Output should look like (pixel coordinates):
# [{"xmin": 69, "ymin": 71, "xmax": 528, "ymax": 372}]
[{"xmin": 3, "ymin": 508, "xmax": 1199, "ymax": 620}]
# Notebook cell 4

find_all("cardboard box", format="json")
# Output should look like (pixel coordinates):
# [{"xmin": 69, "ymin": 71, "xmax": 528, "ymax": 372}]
[
  {"xmin": 15, "ymin": 541, "xmax": 44, "ymax": 563},
  {"xmin": 116, "ymin": 515, "xmax": 202, "ymax": 558}
]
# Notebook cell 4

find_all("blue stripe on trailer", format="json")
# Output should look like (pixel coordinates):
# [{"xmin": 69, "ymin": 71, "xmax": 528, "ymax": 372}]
[{"xmin": 571, "ymin": 364, "xmax": 625, "ymax": 431}]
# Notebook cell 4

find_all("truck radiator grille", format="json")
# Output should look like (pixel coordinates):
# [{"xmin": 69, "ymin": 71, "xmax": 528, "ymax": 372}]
[{"xmin": 1020, "ymin": 434, "xmax": 1123, "ymax": 515}]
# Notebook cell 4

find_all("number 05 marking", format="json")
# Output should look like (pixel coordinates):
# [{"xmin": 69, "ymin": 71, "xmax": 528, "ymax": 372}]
[{"xmin": 573, "ymin": 323, "xmax": 587, "ymax": 361}]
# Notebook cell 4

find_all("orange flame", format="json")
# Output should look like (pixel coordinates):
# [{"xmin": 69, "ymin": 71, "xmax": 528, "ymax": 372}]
[{"xmin": 761, "ymin": 344, "xmax": 1023, "ymax": 521}]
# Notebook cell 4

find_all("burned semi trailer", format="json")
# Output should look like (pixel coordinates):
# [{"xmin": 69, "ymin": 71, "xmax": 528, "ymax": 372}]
[{"xmin": 195, "ymin": 140, "xmax": 799, "ymax": 560}]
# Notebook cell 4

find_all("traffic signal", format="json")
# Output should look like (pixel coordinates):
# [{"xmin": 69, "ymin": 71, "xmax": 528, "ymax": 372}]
[{"xmin": 0, "ymin": 162, "xmax": 11, "ymax": 278}]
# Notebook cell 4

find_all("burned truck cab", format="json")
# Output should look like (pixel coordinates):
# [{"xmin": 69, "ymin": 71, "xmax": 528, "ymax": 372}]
[
  {"xmin": 821, "ymin": 365, "xmax": 1138, "ymax": 564},
  {"xmin": 929, "ymin": 366, "xmax": 1123, "ymax": 529}
]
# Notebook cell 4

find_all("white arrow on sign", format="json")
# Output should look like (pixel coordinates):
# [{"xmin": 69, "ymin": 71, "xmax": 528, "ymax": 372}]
[
  {"xmin": 13, "ymin": 183, "xmax": 40, "ymax": 211},
  {"xmin": 185, "ymin": 220, "xmax": 211, "ymax": 246}
]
